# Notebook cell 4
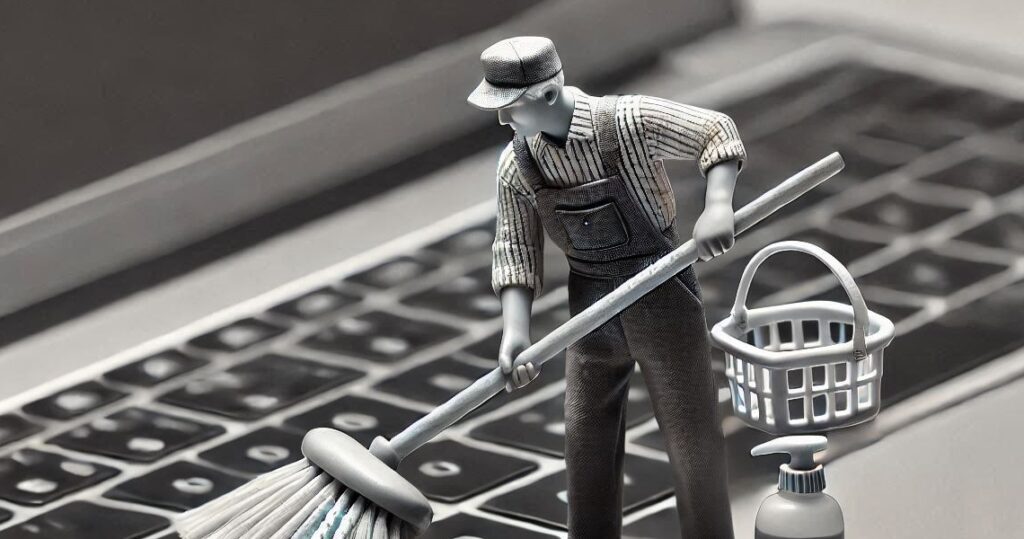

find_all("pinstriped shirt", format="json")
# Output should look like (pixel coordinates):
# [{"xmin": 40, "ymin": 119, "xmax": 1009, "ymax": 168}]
[{"xmin": 493, "ymin": 87, "xmax": 746, "ymax": 294}]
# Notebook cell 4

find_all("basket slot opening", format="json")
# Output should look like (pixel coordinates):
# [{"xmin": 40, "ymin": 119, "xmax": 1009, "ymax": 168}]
[
  {"xmin": 787, "ymin": 398, "xmax": 806, "ymax": 425},
  {"xmin": 787, "ymin": 369, "xmax": 804, "ymax": 392},
  {"xmin": 833, "ymin": 362, "xmax": 849, "ymax": 386},
  {"xmin": 811, "ymin": 365, "xmax": 827, "ymax": 390},
  {"xmin": 835, "ymin": 390, "xmax": 851, "ymax": 417},
  {"xmin": 829, "ymin": 321, "xmax": 854, "ymax": 344},
  {"xmin": 736, "ymin": 358, "xmax": 746, "ymax": 384},
  {"xmin": 750, "ymin": 394, "xmax": 760, "ymax": 421},
  {"xmin": 746, "ymin": 363, "xmax": 757, "ymax": 388},
  {"xmin": 802, "ymin": 320, "xmax": 821, "ymax": 347},
  {"xmin": 762, "ymin": 367, "xmax": 772, "ymax": 393},
  {"xmin": 765, "ymin": 397, "xmax": 775, "ymax": 425},
  {"xmin": 777, "ymin": 321, "xmax": 794, "ymax": 344},
  {"xmin": 735, "ymin": 385, "xmax": 747, "ymax": 413},
  {"xmin": 745, "ymin": 325, "xmax": 771, "ymax": 350},
  {"xmin": 812, "ymin": 394, "xmax": 829, "ymax": 420}
]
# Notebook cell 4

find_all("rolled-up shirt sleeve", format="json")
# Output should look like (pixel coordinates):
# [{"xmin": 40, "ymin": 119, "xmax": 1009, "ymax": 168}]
[
  {"xmin": 639, "ymin": 96, "xmax": 746, "ymax": 176},
  {"xmin": 492, "ymin": 144, "xmax": 545, "ymax": 295}
]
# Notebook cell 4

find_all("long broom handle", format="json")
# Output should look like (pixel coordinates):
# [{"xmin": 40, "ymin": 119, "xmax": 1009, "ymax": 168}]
[{"xmin": 386, "ymin": 152, "xmax": 845, "ymax": 463}]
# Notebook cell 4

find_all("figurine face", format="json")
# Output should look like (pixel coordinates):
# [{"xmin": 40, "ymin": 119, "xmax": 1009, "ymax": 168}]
[{"xmin": 497, "ymin": 88, "xmax": 559, "ymax": 137}]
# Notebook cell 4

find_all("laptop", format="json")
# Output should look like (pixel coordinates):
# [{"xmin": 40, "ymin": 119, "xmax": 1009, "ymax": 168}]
[{"xmin": 1, "ymin": 1, "xmax": 1022, "ymax": 537}]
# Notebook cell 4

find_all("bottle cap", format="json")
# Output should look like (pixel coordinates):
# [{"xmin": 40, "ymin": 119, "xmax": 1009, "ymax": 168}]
[{"xmin": 751, "ymin": 435, "xmax": 828, "ymax": 494}]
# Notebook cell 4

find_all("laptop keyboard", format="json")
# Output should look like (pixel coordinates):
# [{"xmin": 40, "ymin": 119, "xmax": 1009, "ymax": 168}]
[{"xmin": 2, "ymin": 54, "xmax": 1024, "ymax": 538}]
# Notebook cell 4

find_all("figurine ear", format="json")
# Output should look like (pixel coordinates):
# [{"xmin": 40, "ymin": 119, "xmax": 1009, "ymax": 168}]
[{"xmin": 543, "ymin": 86, "xmax": 559, "ymax": 105}]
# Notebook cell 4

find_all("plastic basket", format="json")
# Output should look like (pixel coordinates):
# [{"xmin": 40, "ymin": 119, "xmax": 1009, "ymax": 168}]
[{"xmin": 710, "ymin": 241, "xmax": 895, "ymax": 434}]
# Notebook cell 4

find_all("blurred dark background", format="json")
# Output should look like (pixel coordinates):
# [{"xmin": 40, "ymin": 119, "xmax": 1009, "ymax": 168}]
[{"xmin": 0, "ymin": 1, "xmax": 540, "ymax": 217}]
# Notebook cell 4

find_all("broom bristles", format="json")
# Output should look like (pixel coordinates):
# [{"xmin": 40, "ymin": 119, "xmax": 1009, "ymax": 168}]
[{"xmin": 175, "ymin": 458, "xmax": 414, "ymax": 539}]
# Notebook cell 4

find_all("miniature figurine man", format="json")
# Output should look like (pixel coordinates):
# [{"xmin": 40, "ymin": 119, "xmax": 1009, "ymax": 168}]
[{"xmin": 468, "ymin": 37, "xmax": 743, "ymax": 538}]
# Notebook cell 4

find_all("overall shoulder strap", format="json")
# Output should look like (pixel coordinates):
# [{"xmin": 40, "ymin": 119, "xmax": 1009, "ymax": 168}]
[
  {"xmin": 593, "ymin": 95, "xmax": 622, "ymax": 175},
  {"xmin": 512, "ymin": 135, "xmax": 546, "ymax": 193}
]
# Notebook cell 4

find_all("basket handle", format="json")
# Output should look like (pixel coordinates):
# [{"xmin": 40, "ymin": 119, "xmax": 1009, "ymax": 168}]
[{"xmin": 730, "ymin": 240, "xmax": 869, "ymax": 359}]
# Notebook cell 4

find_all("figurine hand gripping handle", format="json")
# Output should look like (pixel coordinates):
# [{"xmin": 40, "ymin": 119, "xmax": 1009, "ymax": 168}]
[{"xmin": 379, "ymin": 153, "xmax": 846, "ymax": 465}]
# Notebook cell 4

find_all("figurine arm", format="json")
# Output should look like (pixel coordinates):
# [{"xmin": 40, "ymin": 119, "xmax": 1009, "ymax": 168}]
[
  {"xmin": 492, "ymin": 144, "xmax": 543, "ymax": 390},
  {"xmin": 639, "ymin": 95, "xmax": 746, "ymax": 175},
  {"xmin": 694, "ymin": 159, "xmax": 739, "ymax": 260},
  {"xmin": 639, "ymin": 96, "xmax": 745, "ymax": 260},
  {"xmin": 498, "ymin": 285, "xmax": 536, "ymax": 391},
  {"xmin": 492, "ymin": 145, "xmax": 545, "ymax": 294}
]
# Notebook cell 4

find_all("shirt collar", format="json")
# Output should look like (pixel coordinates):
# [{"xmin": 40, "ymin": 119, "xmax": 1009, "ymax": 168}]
[
  {"xmin": 565, "ymin": 86, "xmax": 595, "ymax": 140},
  {"xmin": 535, "ymin": 86, "xmax": 594, "ymax": 148}
]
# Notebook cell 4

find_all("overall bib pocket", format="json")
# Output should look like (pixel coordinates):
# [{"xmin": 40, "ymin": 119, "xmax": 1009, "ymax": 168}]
[{"xmin": 555, "ymin": 202, "xmax": 629, "ymax": 251}]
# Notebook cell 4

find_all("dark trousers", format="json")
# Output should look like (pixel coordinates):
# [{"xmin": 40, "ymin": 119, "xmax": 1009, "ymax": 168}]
[{"xmin": 564, "ymin": 267, "xmax": 734, "ymax": 539}]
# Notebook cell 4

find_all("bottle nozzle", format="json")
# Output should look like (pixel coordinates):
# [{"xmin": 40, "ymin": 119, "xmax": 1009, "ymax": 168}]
[
  {"xmin": 751, "ymin": 435, "xmax": 827, "ymax": 470},
  {"xmin": 752, "ymin": 435, "xmax": 829, "ymax": 494}
]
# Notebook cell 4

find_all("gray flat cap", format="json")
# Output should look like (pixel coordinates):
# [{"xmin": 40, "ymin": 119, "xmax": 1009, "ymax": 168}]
[{"xmin": 467, "ymin": 36, "xmax": 562, "ymax": 110}]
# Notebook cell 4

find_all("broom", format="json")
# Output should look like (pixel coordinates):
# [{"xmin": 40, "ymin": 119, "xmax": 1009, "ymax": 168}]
[{"xmin": 176, "ymin": 152, "xmax": 845, "ymax": 539}]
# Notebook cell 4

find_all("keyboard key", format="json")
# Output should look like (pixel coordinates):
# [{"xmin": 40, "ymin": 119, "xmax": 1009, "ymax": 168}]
[
  {"xmin": 284, "ymin": 395, "xmax": 423, "ymax": 447},
  {"xmin": 422, "ymin": 224, "xmax": 495, "ymax": 257},
  {"xmin": 0, "ymin": 508, "xmax": 9, "ymax": 525},
  {"xmin": 403, "ymin": 266, "xmax": 501, "ymax": 320},
  {"xmin": 0, "ymin": 501, "xmax": 168, "ymax": 539},
  {"xmin": 104, "ymin": 461, "xmax": 246, "ymax": 512},
  {"xmin": 481, "ymin": 453, "xmax": 673, "ymax": 530},
  {"xmin": 50, "ymin": 407, "xmax": 224, "ymax": 463},
  {"xmin": 22, "ymin": 381, "xmax": 126, "ymax": 421},
  {"xmin": 376, "ymin": 356, "xmax": 490, "ymax": 405},
  {"xmin": 623, "ymin": 507, "xmax": 681, "ymax": 539},
  {"xmin": 268, "ymin": 287, "xmax": 361, "ymax": 321},
  {"xmin": 907, "ymin": 86, "xmax": 1024, "ymax": 128},
  {"xmin": 420, "ymin": 514, "xmax": 558, "ymax": 539},
  {"xmin": 857, "ymin": 249, "xmax": 1006, "ymax": 296},
  {"xmin": 831, "ymin": 142, "xmax": 903, "ymax": 182},
  {"xmin": 0, "ymin": 449, "xmax": 118, "ymax": 506},
  {"xmin": 160, "ymin": 354, "xmax": 362, "ymax": 420},
  {"xmin": 188, "ymin": 317, "xmax": 287, "ymax": 352},
  {"xmin": 300, "ymin": 311, "xmax": 460, "ymax": 363},
  {"xmin": 376, "ymin": 352, "xmax": 568, "ymax": 422},
  {"xmin": 856, "ymin": 115, "xmax": 969, "ymax": 152},
  {"xmin": 397, "ymin": 440, "xmax": 537, "ymax": 503},
  {"xmin": 836, "ymin": 192, "xmax": 965, "ymax": 234},
  {"xmin": 0, "ymin": 415, "xmax": 43, "ymax": 448},
  {"xmin": 198, "ymin": 426, "xmax": 303, "ymax": 475},
  {"xmin": 104, "ymin": 350, "xmax": 208, "ymax": 387},
  {"xmin": 918, "ymin": 156, "xmax": 1024, "ymax": 196},
  {"xmin": 472, "ymin": 372, "xmax": 652, "ymax": 458},
  {"xmin": 464, "ymin": 331, "xmax": 502, "ymax": 359},
  {"xmin": 882, "ymin": 290, "xmax": 1024, "ymax": 406},
  {"xmin": 954, "ymin": 211, "xmax": 1024, "ymax": 252},
  {"xmin": 344, "ymin": 256, "xmax": 440, "ymax": 289}
]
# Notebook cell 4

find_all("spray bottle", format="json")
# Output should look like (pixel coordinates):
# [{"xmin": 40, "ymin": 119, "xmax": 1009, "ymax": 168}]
[{"xmin": 751, "ymin": 435, "xmax": 843, "ymax": 539}]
